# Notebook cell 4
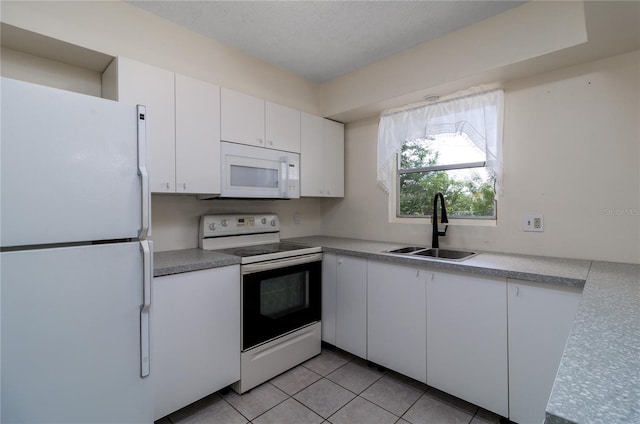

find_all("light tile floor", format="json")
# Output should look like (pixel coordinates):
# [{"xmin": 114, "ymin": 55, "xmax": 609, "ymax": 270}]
[{"xmin": 156, "ymin": 346, "xmax": 505, "ymax": 424}]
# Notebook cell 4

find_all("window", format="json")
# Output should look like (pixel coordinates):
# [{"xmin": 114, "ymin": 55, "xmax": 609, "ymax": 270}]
[
  {"xmin": 398, "ymin": 133, "xmax": 495, "ymax": 218},
  {"xmin": 378, "ymin": 88, "xmax": 503, "ymax": 221}
]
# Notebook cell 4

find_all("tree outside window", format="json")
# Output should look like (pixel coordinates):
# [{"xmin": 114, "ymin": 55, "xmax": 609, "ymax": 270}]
[{"xmin": 397, "ymin": 134, "xmax": 496, "ymax": 218}]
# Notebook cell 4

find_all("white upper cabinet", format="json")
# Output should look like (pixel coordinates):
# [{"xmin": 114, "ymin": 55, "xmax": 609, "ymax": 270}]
[
  {"xmin": 300, "ymin": 113, "xmax": 325, "ymax": 196},
  {"xmin": 323, "ymin": 119, "xmax": 344, "ymax": 197},
  {"xmin": 221, "ymin": 88, "xmax": 301, "ymax": 153},
  {"xmin": 221, "ymin": 88, "xmax": 265, "ymax": 148},
  {"xmin": 102, "ymin": 58, "xmax": 221, "ymax": 194},
  {"xmin": 103, "ymin": 57, "xmax": 176, "ymax": 193},
  {"xmin": 175, "ymin": 74, "xmax": 221, "ymax": 194},
  {"xmin": 300, "ymin": 113, "xmax": 344, "ymax": 197},
  {"xmin": 266, "ymin": 101, "xmax": 301, "ymax": 153}
]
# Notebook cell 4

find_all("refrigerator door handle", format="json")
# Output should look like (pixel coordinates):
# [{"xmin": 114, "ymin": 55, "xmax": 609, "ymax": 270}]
[
  {"xmin": 140, "ymin": 239, "xmax": 152, "ymax": 378},
  {"xmin": 137, "ymin": 105, "xmax": 151, "ymax": 239}
]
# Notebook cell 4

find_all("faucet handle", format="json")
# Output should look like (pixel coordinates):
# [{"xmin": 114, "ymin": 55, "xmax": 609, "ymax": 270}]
[{"xmin": 437, "ymin": 222, "xmax": 448, "ymax": 236}]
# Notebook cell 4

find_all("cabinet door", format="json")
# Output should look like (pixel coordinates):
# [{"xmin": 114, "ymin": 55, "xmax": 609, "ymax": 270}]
[
  {"xmin": 104, "ymin": 57, "xmax": 176, "ymax": 193},
  {"xmin": 175, "ymin": 74, "xmax": 221, "ymax": 194},
  {"xmin": 368, "ymin": 261, "xmax": 427, "ymax": 383},
  {"xmin": 153, "ymin": 266, "xmax": 240, "ymax": 420},
  {"xmin": 321, "ymin": 252, "xmax": 337, "ymax": 344},
  {"xmin": 221, "ymin": 88, "xmax": 264, "ymax": 147},
  {"xmin": 323, "ymin": 119, "xmax": 344, "ymax": 197},
  {"xmin": 335, "ymin": 255, "xmax": 367, "ymax": 359},
  {"xmin": 508, "ymin": 279, "xmax": 582, "ymax": 424},
  {"xmin": 300, "ymin": 113, "xmax": 325, "ymax": 196},
  {"xmin": 427, "ymin": 271, "xmax": 508, "ymax": 417},
  {"xmin": 266, "ymin": 101, "xmax": 301, "ymax": 153}
]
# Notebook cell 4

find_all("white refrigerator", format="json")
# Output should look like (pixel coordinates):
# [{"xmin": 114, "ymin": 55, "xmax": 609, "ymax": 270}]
[{"xmin": 1, "ymin": 77, "xmax": 153, "ymax": 423}]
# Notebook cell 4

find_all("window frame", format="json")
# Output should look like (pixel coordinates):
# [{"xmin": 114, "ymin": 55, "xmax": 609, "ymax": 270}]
[{"xmin": 392, "ymin": 141, "xmax": 497, "ymax": 223}]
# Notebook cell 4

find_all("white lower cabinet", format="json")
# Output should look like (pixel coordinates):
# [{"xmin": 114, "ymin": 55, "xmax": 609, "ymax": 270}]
[
  {"xmin": 321, "ymin": 252, "xmax": 338, "ymax": 345},
  {"xmin": 152, "ymin": 266, "xmax": 240, "ymax": 420},
  {"xmin": 335, "ymin": 255, "xmax": 368, "ymax": 359},
  {"xmin": 507, "ymin": 279, "xmax": 582, "ymax": 424},
  {"xmin": 322, "ymin": 252, "xmax": 581, "ymax": 422},
  {"xmin": 367, "ymin": 261, "xmax": 427, "ymax": 383},
  {"xmin": 427, "ymin": 270, "xmax": 508, "ymax": 417}
]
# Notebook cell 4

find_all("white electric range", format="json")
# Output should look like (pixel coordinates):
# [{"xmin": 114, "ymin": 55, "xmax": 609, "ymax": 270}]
[{"xmin": 199, "ymin": 214, "xmax": 322, "ymax": 393}]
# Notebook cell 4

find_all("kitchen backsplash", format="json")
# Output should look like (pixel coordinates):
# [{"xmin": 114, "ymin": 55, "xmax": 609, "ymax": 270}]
[{"xmin": 151, "ymin": 195, "xmax": 323, "ymax": 252}]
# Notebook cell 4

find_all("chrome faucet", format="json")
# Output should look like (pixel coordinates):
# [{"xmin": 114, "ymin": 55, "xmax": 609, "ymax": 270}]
[{"xmin": 432, "ymin": 192, "xmax": 449, "ymax": 249}]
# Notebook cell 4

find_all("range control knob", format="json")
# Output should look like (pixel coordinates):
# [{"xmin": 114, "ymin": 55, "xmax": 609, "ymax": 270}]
[
  {"xmin": 270, "ymin": 219, "xmax": 276, "ymax": 227},
  {"xmin": 261, "ymin": 217, "xmax": 267, "ymax": 225},
  {"xmin": 208, "ymin": 223, "xmax": 217, "ymax": 231},
  {"xmin": 221, "ymin": 219, "xmax": 228, "ymax": 227}
]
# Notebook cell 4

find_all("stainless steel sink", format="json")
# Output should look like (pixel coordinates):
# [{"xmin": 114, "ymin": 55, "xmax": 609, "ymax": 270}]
[
  {"xmin": 386, "ymin": 246, "xmax": 427, "ymax": 254},
  {"xmin": 385, "ymin": 246, "xmax": 477, "ymax": 261},
  {"xmin": 412, "ymin": 248, "xmax": 477, "ymax": 260}
]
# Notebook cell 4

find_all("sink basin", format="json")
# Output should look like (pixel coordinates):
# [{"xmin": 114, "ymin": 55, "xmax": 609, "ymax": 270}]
[
  {"xmin": 386, "ymin": 246, "xmax": 428, "ymax": 254},
  {"xmin": 385, "ymin": 246, "xmax": 477, "ymax": 261},
  {"xmin": 412, "ymin": 248, "xmax": 477, "ymax": 261}
]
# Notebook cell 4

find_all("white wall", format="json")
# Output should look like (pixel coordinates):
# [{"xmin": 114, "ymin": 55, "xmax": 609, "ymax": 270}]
[{"xmin": 321, "ymin": 51, "xmax": 640, "ymax": 264}]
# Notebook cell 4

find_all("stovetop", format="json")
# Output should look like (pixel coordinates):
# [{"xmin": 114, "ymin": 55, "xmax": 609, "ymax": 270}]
[
  {"xmin": 217, "ymin": 242, "xmax": 322, "ymax": 264},
  {"xmin": 199, "ymin": 214, "xmax": 321, "ymax": 264},
  {"xmin": 215, "ymin": 242, "xmax": 312, "ymax": 258}
]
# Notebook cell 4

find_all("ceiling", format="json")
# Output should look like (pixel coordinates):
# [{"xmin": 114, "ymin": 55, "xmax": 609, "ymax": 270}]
[{"xmin": 126, "ymin": 1, "xmax": 525, "ymax": 83}]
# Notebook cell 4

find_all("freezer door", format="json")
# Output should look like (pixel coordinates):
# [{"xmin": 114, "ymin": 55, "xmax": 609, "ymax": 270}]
[
  {"xmin": 1, "ymin": 78, "xmax": 146, "ymax": 247},
  {"xmin": 1, "ymin": 242, "xmax": 153, "ymax": 423}
]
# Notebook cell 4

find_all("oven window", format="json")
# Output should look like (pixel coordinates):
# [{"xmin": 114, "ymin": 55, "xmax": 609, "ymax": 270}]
[
  {"xmin": 230, "ymin": 165, "xmax": 278, "ymax": 188},
  {"xmin": 260, "ymin": 272, "xmax": 308, "ymax": 319},
  {"xmin": 242, "ymin": 259, "xmax": 321, "ymax": 350}
]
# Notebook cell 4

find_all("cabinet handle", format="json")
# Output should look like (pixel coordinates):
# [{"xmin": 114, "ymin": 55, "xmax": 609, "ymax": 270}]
[
  {"xmin": 516, "ymin": 287, "xmax": 520, "ymax": 296},
  {"xmin": 416, "ymin": 269, "xmax": 420, "ymax": 278},
  {"xmin": 268, "ymin": 140, "xmax": 274, "ymax": 146},
  {"xmin": 338, "ymin": 259, "xmax": 343, "ymax": 265},
  {"xmin": 257, "ymin": 137, "xmax": 264, "ymax": 144},
  {"xmin": 182, "ymin": 183, "xmax": 187, "ymax": 190}
]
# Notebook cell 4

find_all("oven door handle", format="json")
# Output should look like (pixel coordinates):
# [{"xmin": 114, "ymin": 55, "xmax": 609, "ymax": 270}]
[{"xmin": 242, "ymin": 253, "xmax": 323, "ymax": 274}]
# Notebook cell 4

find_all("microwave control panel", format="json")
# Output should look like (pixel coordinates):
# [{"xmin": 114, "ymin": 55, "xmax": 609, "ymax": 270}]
[{"xmin": 287, "ymin": 162, "xmax": 299, "ymax": 197}]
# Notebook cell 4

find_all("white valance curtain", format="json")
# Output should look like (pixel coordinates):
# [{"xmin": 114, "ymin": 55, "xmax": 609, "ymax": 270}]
[{"xmin": 377, "ymin": 88, "xmax": 504, "ymax": 196}]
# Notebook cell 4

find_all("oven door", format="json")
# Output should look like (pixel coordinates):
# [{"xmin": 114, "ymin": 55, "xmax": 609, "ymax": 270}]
[{"xmin": 241, "ymin": 253, "xmax": 321, "ymax": 351}]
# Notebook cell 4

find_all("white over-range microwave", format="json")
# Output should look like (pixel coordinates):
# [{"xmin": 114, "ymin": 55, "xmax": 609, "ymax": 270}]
[{"xmin": 219, "ymin": 141, "xmax": 300, "ymax": 199}]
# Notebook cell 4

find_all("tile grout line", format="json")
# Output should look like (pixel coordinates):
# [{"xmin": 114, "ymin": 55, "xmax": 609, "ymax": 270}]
[{"xmin": 172, "ymin": 346, "xmax": 499, "ymax": 424}]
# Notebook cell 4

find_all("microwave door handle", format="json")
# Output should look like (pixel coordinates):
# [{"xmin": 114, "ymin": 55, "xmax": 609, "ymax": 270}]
[{"xmin": 281, "ymin": 157, "xmax": 289, "ymax": 198}]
